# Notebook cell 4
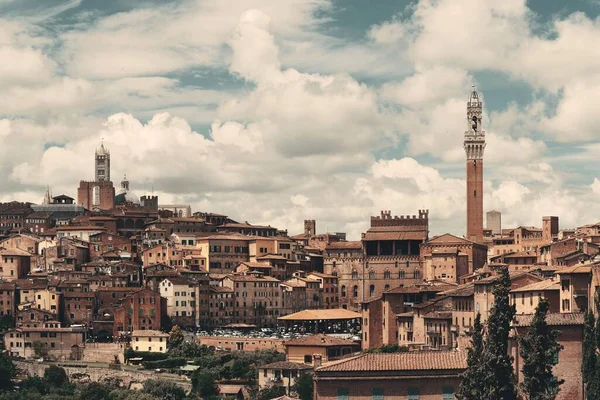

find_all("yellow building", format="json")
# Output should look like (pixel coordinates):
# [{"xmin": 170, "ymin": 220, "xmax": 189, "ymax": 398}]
[
  {"xmin": 131, "ymin": 330, "xmax": 169, "ymax": 353},
  {"xmin": 33, "ymin": 289, "xmax": 62, "ymax": 316}
]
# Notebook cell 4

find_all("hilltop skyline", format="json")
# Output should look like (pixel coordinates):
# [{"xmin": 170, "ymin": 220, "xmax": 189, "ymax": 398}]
[{"xmin": 1, "ymin": 0, "xmax": 599, "ymax": 239}]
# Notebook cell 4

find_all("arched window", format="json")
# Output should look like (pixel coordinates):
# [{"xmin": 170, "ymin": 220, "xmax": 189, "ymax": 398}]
[
  {"xmin": 352, "ymin": 270, "xmax": 358, "ymax": 280},
  {"xmin": 384, "ymin": 284, "xmax": 390, "ymax": 291},
  {"xmin": 384, "ymin": 270, "xmax": 391, "ymax": 280},
  {"xmin": 413, "ymin": 270, "xmax": 420, "ymax": 279},
  {"xmin": 369, "ymin": 285, "xmax": 375, "ymax": 298},
  {"xmin": 341, "ymin": 285, "xmax": 346, "ymax": 297},
  {"xmin": 399, "ymin": 271, "xmax": 405, "ymax": 279},
  {"xmin": 353, "ymin": 285, "xmax": 358, "ymax": 297},
  {"xmin": 369, "ymin": 270, "xmax": 375, "ymax": 280},
  {"xmin": 332, "ymin": 271, "xmax": 337, "ymax": 277}
]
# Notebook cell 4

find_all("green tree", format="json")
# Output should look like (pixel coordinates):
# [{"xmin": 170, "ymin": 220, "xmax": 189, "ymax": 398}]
[
  {"xmin": 519, "ymin": 298, "xmax": 564, "ymax": 400},
  {"xmin": 292, "ymin": 372, "xmax": 314, "ymax": 400},
  {"xmin": 19, "ymin": 376, "xmax": 48, "ymax": 395},
  {"xmin": 457, "ymin": 312, "xmax": 485, "ymax": 400},
  {"xmin": 481, "ymin": 267, "xmax": 517, "ymax": 400},
  {"xmin": 168, "ymin": 325, "xmax": 184, "ymax": 350},
  {"xmin": 192, "ymin": 371, "xmax": 219, "ymax": 399},
  {"xmin": 258, "ymin": 385, "xmax": 286, "ymax": 400},
  {"xmin": 32, "ymin": 341, "xmax": 49, "ymax": 359},
  {"xmin": 79, "ymin": 382, "xmax": 111, "ymax": 400},
  {"xmin": 44, "ymin": 365, "xmax": 69, "ymax": 388},
  {"xmin": 0, "ymin": 351, "xmax": 17, "ymax": 390},
  {"xmin": 142, "ymin": 379, "xmax": 186, "ymax": 400},
  {"xmin": 0, "ymin": 314, "xmax": 14, "ymax": 333},
  {"xmin": 582, "ymin": 310, "xmax": 596, "ymax": 398}
]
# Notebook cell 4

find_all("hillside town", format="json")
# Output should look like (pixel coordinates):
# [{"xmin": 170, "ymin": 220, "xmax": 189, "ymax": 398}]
[{"xmin": 0, "ymin": 89, "xmax": 596, "ymax": 400}]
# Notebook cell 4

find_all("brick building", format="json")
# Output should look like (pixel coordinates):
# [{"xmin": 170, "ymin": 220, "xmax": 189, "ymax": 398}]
[
  {"xmin": 313, "ymin": 349, "xmax": 466, "ymax": 399},
  {"xmin": 63, "ymin": 290, "xmax": 95, "ymax": 325},
  {"xmin": 89, "ymin": 231, "xmax": 135, "ymax": 261},
  {"xmin": 0, "ymin": 282, "xmax": 16, "ymax": 318},
  {"xmin": 196, "ymin": 234, "xmax": 251, "ymax": 274},
  {"xmin": 421, "ymin": 233, "xmax": 487, "ymax": 280},
  {"xmin": 113, "ymin": 287, "xmax": 166, "ymax": 336},
  {"xmin": 222, "ymin": 272, "xmax": 281, "ymax": 327},
  {"xmin": 464, "ymin": 90, "xmax": 485, "ymax": 243}
]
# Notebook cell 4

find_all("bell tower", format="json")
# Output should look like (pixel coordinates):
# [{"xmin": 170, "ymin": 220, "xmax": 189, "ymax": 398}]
[
  {"xmin": 464, "ymin": 89, "xmax": 485, "ymax": 243},
  {"xmin": 95, "ymin": 141, "xmax": 110, "ymax": 182}
]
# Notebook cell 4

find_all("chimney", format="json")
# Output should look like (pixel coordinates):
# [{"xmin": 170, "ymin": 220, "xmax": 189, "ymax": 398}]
[{"xmin": 313, "ymin": 354, "xmax": 322, "ymax": 368}]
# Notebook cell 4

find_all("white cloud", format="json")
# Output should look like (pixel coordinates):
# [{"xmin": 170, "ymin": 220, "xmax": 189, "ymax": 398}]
[{"xmin": 368, "ymin": 21, "xmax": 405, "ymax": 44}]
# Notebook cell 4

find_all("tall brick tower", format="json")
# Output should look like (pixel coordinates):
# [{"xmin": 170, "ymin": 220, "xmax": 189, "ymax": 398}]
[{"xmin": 464, "ymin": 89, "xmax": 485, "ymax": 243}]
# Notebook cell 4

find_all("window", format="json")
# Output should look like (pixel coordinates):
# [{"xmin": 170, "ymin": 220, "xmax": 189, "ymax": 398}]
[
  {"xmin": 384, "ymin": 284, "xmax": 390, "ymax": 291},
  {"xmin": 562, "ymin": 299, "xmax": 570, "ymax": 312},
  {"xmin": 372, "ymin": 388, "xmax": 384, "ymax": 400},
  {"xmin": 442, "ymin": 386, "xmax": 454, "ymax": 400},
  {"xmin": 561, "ymin": 279, "xmax": 570, "ymax": 291},
  {"xmin": 399, "ymin": 271, "xmax": 405, "ymax": 279},
  {"xmin": 337, "ymin": 388, "xmax": 349, "ymax": 400},
  {"xmin": 413, "ymin": 270, "xmax": 420, "ymax": 279},
  {"xmin": 369, "ymin": 284, "xmax": 375, "ymax": 297},
  {"xmin": 352, "ymin": 270, "xmax": 358, "ymax": 280},
  {"xmin": 341, "ymin": 285, "xmax": 346, "ymax": 297},
  {"xmin": 407, "ymin": 388, "xmax": 419, "ymax": 400},
  {"xmin": 383, "ymin": 270, "xmax": 391, "ymax": 279},
  {"xmin": 304, "ymin": 355, "xmax": 312, "ymax": 363},
  {"xmin": 369, "ymin": 271, "xmax": 375, "ymax": 280},
  {"xmin": 353, "ymin": 285, "xmax": 358, "ymax": 298}
]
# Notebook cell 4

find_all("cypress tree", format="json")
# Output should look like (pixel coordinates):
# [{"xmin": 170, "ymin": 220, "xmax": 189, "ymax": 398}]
[
  {"xmin": 582, "ymin": 310, "xmax": 596, "ymax": 394},
  {"xmin": 481, "ymin": 267, "xmax": 517, "ymax": 400},
  {"xmin": 457, "ymin": 312, "xmax": 485, "ymax": 400},
  {"xmin": 519, "ymin": 298, "xmax": 564, "ymax": 400}
]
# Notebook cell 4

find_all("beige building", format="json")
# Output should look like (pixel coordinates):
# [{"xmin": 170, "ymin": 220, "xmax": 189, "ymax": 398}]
[
  {"xmin": 159, "ymin": 277, "xmax": 197, "ymax": 327},
  {"xmin": 195, "ymin": 234, "xmax": 250, "ymax": 274},
  {"xmin": 557, "ymin": 265, "xmax": 591, "ymax": 313},
  {"xmin": 131, "ymin": 330, "xmax": 169, "ymax": 353},
  {"xmin": 258, "ymin": 361, "xmax": 312, "ymax": 393},
  {"xmin": 0, "ymin": 247, "xmax": 32, "ymax": 281},
  {"xmin": 32, "ymin": 289, "xmax": 62, "ymax": 316},
  {"xmin": 511, "ymin": 279, "xmax": 560, "ymax": 315},
  {"xmin": 284, "ymin": 334, "xmax": 360, "ymax": 367},
  {"xmin": 4, "ymin": 321, "xmax": 85, "ymax": 359},
  {"xmin": 222, "ymin": 272, "xmax": 282, "ymax": 327}
]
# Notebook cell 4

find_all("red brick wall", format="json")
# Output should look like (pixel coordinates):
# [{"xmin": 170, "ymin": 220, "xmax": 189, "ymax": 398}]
[
  {"xmin": 314, "ymin": 376, "xmax": 461, "ymax": 400},
  {"xmin": 466, "ymin": 159, "xmax": 484, "ymax": 243}
]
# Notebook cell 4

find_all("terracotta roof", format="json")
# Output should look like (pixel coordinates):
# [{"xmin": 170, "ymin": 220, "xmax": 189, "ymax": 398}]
[
  {"xmin": 0, "ymin": 247, "xmax": 32, "ymax": 256},
  {"xmin": 557, "ymin": 265, "xmax": 592, "ymax": 274},
  {"xmin": 424, "ymin": 311, "xmax": 452, "ymax": 320},
  {"xmin": 56, "ymin": 225, "xmax": 106, "ymax": 231},
  {"xmin": 511, "ymin": 279, "xmax": 560, "ymax": 293},
  {"xmin": 385, "ymin": 283, "xmax": 456, "ymax": 294},
  {"xmin": 278, "ymin": 309, "xmax": 361, "ymax": 321},
  {"xmin": 261, "ymin": 361, "xmax": 313, "ymax": 370},
  {"xmin": 326, "ymin": 241, "xmax": 362, "ymax": 250},
  {"xmin": 219, "ymin": 222, "xmax": 276, "ymax": 230},
  {"xmin": 316, "ymin": 350, "xmax": 467, "ymax": 372},
  {"xmin": 239, "ymin": 262, "xmax": 273, "ymax": 269},
  {"xmin": 131, "ymin": 330, "xmax": 168, "ymax": 337},
  {"xmin": 425, "ymin": 233, "xmax": 480, "ymax": 246},
  {"xmin": 285, "ymin": 334, "xmax": 359, "ymax": 347},
  {"xmin": 161, "ymin": 277, "xmax": 193, "ymax": 286},
  {"xmin": 210, "ymin": 286, "xmax": 234, "ymax": 293},
  {"xmin": 256, "ymin": 254, "xmax": 288, "ymax": 260},
  {"xmin": 225, "ymin": 274, "xmax": 280, "ymax": 282},
  {"xmin": 514, "ymin": 312, "xmax": 585, "ymax": 327},
  {"xmin": 307, "ymin": 272, "xmax": 337, "ymax": 279}
]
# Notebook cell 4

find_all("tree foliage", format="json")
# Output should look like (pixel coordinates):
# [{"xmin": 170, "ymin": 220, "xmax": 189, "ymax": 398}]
[
  {"xmin": 519, "ymin": 298, "xmax": 564, "ymax": 400},
  {"xmin": 583, "ymin": 295, "xmax": 600, "ymax": 400},
  {"xmin": 0, "ymin": 351, "xmax": 17, "ymax": 390},
  {"xmin": 292, "ymin": 372, "xmax": 314, "ymax": 400},
  {"xmin": 168, "ymin": 325, "xmax": 184, "ymax": 350},
  {"xmin": 78, "ymin": 382, "xmax": 111, "ymax": 400},
  {"xmin": 458, "ymin": 312, "xmax": 485, "ymax": 400},
  {"xmin": 44, "ymin": 366, "xmax": 69, "ymax": 388},
  {"xmin": 257, "ymin": 385, "xmax": 286, "ymax": 400},
  {"xmin": 191, "ymin": 371, "xmax": 219, "ymax": 399},
  {"xmin": 142, "ymin": 379, "xmax": 186, "ymax": 400}
]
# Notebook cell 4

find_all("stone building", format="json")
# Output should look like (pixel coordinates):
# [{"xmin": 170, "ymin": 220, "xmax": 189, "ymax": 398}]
[
  {"xmin": 159, "ymin": 277, "xmax": 197, "ymax": 328},
  {"xmin": 464, "ymin": 89, "xmax": 486, "ymax": 243},
  {"xmin": 324, "ymin": 210, "xmax": 428, "ymax": 312},
  {"xmin": 486, "ymin": 210, "xmax": 501, "ymax": 235},
  {"xmin": 113, "ymin": 288, "xmax": 166, "ymax": 336},
  {"xmin": 221, "ymin": 272, "xmax": 281, "ymax": 327},
  {"xmin": 0, "ymin": 247, "xmax": 32, "ymax": 281},
  {"xmin": 420, "ymin": 233, "xmax": 488, "ymax": 282},
  {"xmin": 4, "ymin": 321, "xmax": 86, "ymax": 359},
  {"xmin": 77, "ymin": 143, "xmax": 115, "ymax": 211},
  {"xmin": 313, "ymin": 349, "xmax": 466, "ymax": 399}
]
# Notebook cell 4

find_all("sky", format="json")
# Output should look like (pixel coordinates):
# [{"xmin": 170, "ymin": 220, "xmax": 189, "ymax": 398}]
[{"xmin": 1, "ymin": 0, "xmax": 599, "ymax": 240}]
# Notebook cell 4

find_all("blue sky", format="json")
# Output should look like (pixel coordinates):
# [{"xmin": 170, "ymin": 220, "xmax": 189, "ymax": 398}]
[{"xmin": 0, "ymin": 0, "xmax": 599, "ymax": 239}]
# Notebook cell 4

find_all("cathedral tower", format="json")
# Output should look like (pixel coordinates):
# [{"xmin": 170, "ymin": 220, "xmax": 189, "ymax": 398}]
[
  {"xmin": 464, "ymin": 89, "xmax": 485, "ymax": 243},
  {"xmin": 95, "ymin": 141, "xmax": 110, "ymax": 182}
]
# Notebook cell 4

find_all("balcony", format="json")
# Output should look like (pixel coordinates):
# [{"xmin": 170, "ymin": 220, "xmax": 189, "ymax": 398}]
[
  {"xmin": 450, "ymin": 325, "xmax": 458, "ymax": 333},
  {"xmin": 405, "ymin": 325, "xmax": 413, "ymax": 333}
]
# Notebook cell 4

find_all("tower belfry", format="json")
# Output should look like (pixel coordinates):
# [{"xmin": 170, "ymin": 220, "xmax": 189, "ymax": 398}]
[
  {"xmin": 464, "ymin": 89, "xmax": 486, "ymax": 243},
  {"xmin": 95, "ymin": 141, "xmax": 110, "ymax": 182}
]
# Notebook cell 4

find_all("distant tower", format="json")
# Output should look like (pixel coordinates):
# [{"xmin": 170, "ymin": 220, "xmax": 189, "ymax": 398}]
[
  {"xmin": 95, "ymin": 141, "xmax": 110, "ymax": 182},
  {"xmin": 42, "ymin": 185, "xmax": 52, "ymax": 205},
  {"xmin": 486, "ymin": 210, "xmax": 501, "ymax": 235},
  {"xmin": 304, "ymin": 220, "xmax": 316, "ymax": 236},
  {"xmin": 464, "ymin": 89, "xmax": 486, "ymax": 243}
]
